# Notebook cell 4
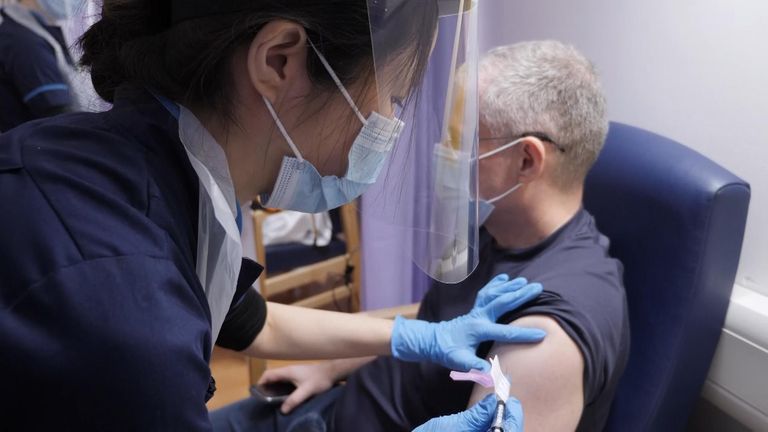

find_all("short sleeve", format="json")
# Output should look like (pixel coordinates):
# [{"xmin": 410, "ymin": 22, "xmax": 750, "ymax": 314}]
[
  {"xmin": 481, "ymin": 285, "xmax": 624, "ymax": 406},
  {"xmin": 7, "ymin": 33, "xmax": 71, "ymax": 116},
  {"xmin": 481, "ymin": 223, "xmax": 629, "ymax": 407}
]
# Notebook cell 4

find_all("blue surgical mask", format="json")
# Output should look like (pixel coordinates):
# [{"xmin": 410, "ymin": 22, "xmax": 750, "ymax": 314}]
[
  {"xmin": 477, "ymin": 138, "xmax": 526, "ymax": 224},
  {"xmin": 260, "ymin": 43, "xmax": 404, "ymax": 213},
  {"xmin": 38, "ymin": 0, "xmax": 85, "ymax": 20}
]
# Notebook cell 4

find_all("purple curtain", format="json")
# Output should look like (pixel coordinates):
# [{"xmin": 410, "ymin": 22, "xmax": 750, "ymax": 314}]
[
  {"xmin": 360, "ymin": 14, "xmax": 463, "ymax": 310},
  {"xmin": 361, "ymin": 2, "xmax": 508, "ymax": 310}
]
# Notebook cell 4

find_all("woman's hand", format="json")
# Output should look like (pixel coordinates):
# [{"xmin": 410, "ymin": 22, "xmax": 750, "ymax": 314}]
[
  {"xmin": 413, "ymin": 394, "xmax": 524, "ymax": 432},
  {"xmin": 391, "ymin": 274, "xmax": 546, "ymax": 372},
  {"xmin": 257, "ymin": 363, "xmax": 337, "ymax": 414}
]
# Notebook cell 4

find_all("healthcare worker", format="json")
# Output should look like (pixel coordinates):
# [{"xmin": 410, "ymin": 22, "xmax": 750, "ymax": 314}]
[
  {"xmin": 0, "ymin": 1, "xmax": 540, "ymax": 430},
  {"xmin": 0, "ymin": 0, "xmax": 87, "ymax": 132}
]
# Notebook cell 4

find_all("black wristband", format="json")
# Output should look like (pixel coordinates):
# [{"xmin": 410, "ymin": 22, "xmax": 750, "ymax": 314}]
[{"xmin": 216, "ymin": 288, "xmax": 267, "ymax": 351}]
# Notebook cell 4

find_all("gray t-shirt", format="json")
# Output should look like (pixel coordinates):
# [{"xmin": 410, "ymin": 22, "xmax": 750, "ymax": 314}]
[{"xmin": 331, "ymin": 209, "xmax": 630, "ymax": 431}]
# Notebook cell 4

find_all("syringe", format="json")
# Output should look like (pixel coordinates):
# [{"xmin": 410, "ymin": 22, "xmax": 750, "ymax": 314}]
[{"xmin": 490, "ymin": 399, "xmax": 506, "ymax": 431}]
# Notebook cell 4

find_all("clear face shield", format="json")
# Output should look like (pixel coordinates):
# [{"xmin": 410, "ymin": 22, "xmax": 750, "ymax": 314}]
[
  {"xmin": 362, "ymin": 0, "xmax": 480, "ymax": 284},
  {"xmin": 168, "ymin": 0, "xmax": 480, "ymax": 284}
]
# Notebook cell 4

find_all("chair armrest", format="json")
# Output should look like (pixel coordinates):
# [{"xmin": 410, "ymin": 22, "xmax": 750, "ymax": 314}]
[{"xmin": 358, "ymin": 303, "xmax": 420, "ymax": 319}]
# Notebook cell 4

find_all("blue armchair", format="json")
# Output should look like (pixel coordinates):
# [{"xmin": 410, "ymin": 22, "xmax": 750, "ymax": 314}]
[{"xmin": 584, "ymin": 123, "xmax": 751, "ymax": 431}]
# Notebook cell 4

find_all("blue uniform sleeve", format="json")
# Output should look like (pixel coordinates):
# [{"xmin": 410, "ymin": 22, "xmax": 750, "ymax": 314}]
[
  {"xmin": 0, "ymin": 255, "xmax": 213, "ymax": 431},
  {"xmin": 8, "ymin": 32, "xmax": 72, "ymax": 116}
]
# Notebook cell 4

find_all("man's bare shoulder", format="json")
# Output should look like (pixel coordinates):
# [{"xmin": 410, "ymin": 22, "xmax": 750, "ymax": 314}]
[{"xmin": 468, "ymin": 315, "xmax": 585, "ymax": 431}]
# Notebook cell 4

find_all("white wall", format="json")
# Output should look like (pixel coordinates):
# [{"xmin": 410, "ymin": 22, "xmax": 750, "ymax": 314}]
[{"xmin": 479, "ymin": 0, "xmax": 768, "ymax": 296}]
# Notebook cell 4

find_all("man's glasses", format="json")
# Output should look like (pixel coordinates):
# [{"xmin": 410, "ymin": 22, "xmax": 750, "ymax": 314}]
[{"xmin": 480, "ymin": 132, "xmax": 566, "ymax": 154}]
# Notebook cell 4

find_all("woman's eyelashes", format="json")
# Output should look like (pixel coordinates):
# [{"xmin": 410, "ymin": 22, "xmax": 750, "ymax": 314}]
[{"xmin": 391, "ymin": 96, "xmax": 405, "ymax": 116}]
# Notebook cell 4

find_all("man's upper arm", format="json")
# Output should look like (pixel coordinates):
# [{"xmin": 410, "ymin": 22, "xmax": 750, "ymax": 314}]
[{"xmin": 468, "ymin": 315, "xmax": 585, "ymax": 432}]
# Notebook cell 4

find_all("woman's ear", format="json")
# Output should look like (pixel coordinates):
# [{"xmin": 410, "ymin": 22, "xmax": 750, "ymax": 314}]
[
  {"xmin": 246, "ymin": 20, "xmax": 309, "ymax": 105},
  {"xmin": 517, "ymin": 137, "xmax": 547, "ymax": 183}
]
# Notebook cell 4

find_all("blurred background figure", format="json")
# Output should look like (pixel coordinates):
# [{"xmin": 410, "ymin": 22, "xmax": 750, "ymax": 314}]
[{"xmin": 0, "ymin": 0, "xmax": 91, "ymax": 132}]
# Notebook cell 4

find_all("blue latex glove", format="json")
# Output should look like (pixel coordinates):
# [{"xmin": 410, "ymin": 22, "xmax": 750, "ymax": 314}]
[
  {"xmin": 412, "ymin": 394, "xmax": 524, "ymax": 432},
  {"xmin": 473, "ymin": 274, "xmax": 530, "ymax": 309},
  {"xmin": 391, "ymin": 274, "xmax": 545, "ymax": 372}
]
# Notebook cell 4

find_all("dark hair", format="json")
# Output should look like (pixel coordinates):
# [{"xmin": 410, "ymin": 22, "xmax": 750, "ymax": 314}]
[{"xmin": 80, "ymin": 0, "xmax": 438, "ymax": 118}]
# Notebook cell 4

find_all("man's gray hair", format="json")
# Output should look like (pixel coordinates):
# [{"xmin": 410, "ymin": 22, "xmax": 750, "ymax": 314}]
[{"xmin": 479, "ymin": 40, "xmax": 608, "ymax": 188}]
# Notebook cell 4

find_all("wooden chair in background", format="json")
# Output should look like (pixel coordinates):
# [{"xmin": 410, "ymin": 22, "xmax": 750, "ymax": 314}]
[
  {"xmin": 247, "ymin": 203, "xmax": 363, "ymax": 385},
  {"xmin": 208, "ymin": 203, "xmax": 418, "ymax": 410}
]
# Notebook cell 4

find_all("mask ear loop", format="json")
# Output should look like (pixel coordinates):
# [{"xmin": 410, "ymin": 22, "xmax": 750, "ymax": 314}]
[
  {"xmin": 307, "ymin": 40, "xmax": 367, "ymax": 125},
  {"xmin": 487, "ymin": 183, "xmax": 522, "ymax": 204},
  {"xmin": 478, "ymin": 138, "xmax": 525, "ymax": 160},
  {"xmin": 479, "ymin": 138, "xmax": 526, "ymax": 203},
  {"xmin": 262, "ymin": 96, "xmax": 305, "ymax": 162},
  {"xmin": 262, "ymin": 40, "xmax": 371, "ymax": 161}
]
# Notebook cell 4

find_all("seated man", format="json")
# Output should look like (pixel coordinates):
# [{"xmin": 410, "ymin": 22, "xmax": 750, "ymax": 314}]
[{"xmin": 225, "ymin": 40, "xmax": 630, "ymax": 432}]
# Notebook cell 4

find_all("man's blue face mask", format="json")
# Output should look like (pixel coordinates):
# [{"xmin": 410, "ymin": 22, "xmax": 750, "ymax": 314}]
[{"xmin": 260, "ymin": 42, "xmax": 405, "ymax": 213}]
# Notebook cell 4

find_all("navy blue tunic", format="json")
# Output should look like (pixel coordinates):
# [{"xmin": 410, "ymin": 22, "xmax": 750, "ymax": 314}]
[
  {"xmin": 0, "ymin": 8, "xmax": 74, "ymax": 132},
  {"xmin": 332, "ymin": 209, "xmax": 629, "ymax": 432},
  {"xmin": 0, "ymin": 87, "xmax": 266, "ymax": 430}
]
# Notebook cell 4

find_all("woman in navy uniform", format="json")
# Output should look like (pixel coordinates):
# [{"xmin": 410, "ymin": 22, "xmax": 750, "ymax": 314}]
[
  {"xmin": 0, "ymin": 0, "xmax": 86, "ymax": 132},
  {"xmin": 0, "ymin": 1, "xmax": 541, "ymax": 430}
]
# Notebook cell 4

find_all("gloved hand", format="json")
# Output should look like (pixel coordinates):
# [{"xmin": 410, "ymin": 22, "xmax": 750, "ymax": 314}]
[
  {"xmin": 473, "ymin": 274, "xmax": 530, "ymax": 309},
  {"xmin": 391, "ymin": 274, "xmax": 545, "ymax": 372},
  {"xmin": 412, "ymin": 394, "xmax": 524, "ymax": 432}
]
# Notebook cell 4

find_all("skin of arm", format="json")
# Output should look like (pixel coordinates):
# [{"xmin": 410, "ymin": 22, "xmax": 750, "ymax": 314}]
[
  {"xmin": 467, "ymin": 315, "xmax": 584, "ymax": 431},
  {"xmin": 327, "ymin": 356, "xmax": 376, "ymax": 380},
  {"xmin": 244, "ymin": 302, "xmax": 395, "ymax": 360}
]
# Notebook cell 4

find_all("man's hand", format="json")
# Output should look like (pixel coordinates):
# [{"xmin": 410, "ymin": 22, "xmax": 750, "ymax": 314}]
[{"xmin": 258, "ymin": 363, "xmax": 337, "ymax": 414}]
